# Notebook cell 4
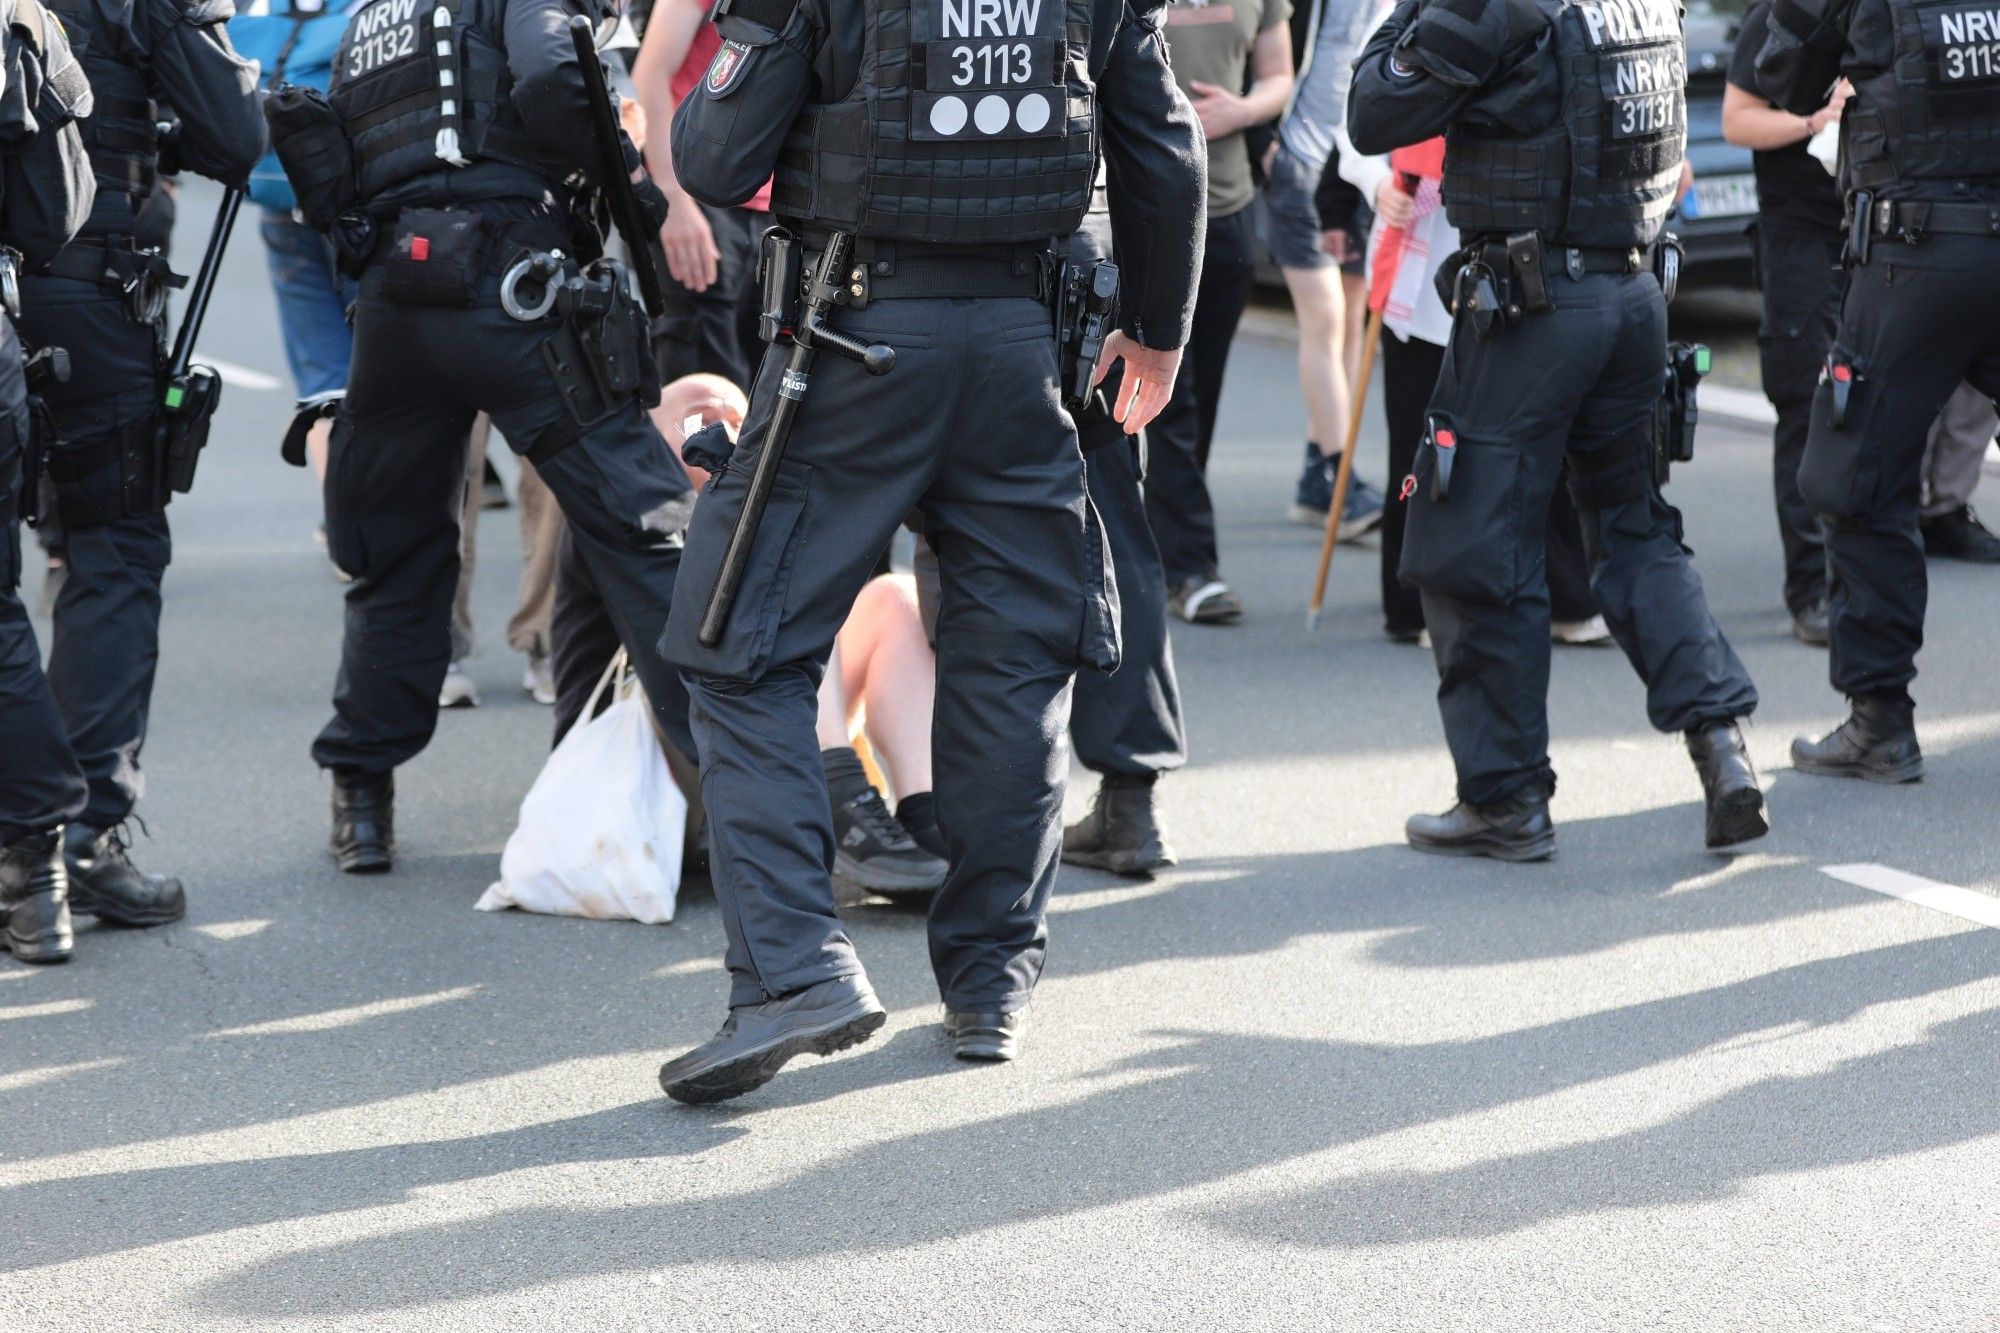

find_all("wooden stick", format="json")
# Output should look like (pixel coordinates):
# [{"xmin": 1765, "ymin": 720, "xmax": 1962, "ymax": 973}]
[{"xmin": 1306, "ymin": 303, "xmax": 1387, "ymax": 631}]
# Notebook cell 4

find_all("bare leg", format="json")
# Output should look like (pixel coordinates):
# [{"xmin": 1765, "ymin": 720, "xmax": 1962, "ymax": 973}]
[
  {"xmin": 839, "ymin": 574, "xmax": 936, "ymax": 798},
  {"xmin": 814, "ymin": 641, "xmax": 850, "ymax": 751},
  {"xmin": 1341, "ymin": 269, "xmax": 1369, "ymax": 399},
  {"xmin": 306, "ymin": 416, "xmax": 334, "ymax": 482},
  {"xmin": 1283, "ymin": 263, "xmax": 1351, "ymax": 458}
]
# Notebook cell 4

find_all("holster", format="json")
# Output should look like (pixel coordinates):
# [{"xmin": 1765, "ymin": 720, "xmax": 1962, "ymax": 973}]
[
  {"xmin": 1442, "ymin": 245, "xmax": 1523, "ymax": 341},
  {"xmin": 1055, "ymin": 259, "xmax": 1119, "ymax": 412},
  {"xmin": 161, "ymin": 366, "xmax": 223, "ymax": 495},
  {"xmin": 536, "ymin": 257, "xmax": 661, "ymax": 455},
  {"xmin": 19, "ymin": 344, "xmax": 68, "ymax": 526}
]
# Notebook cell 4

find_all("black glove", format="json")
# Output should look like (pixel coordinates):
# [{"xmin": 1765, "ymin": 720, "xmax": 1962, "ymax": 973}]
[
  {"xmin": 1402, "ymin": 0, "xmax": 1546, "ymax": 88},
  {"xmin": 156, "ymin": 120, "xmax": 184, "ymax": 178},
  {"xmin": 633, "ymin": 174, "xmax": 671, "ymax": 238}
]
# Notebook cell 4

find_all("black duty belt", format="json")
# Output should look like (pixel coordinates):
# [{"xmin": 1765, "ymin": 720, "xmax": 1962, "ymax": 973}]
[
  {"xmin": 1868, "ymin": 198, "xmax": 2000, "ymax": 240},
  {"xmin": 830, "ymin": 252, "xmax": 1048, "ymax": 304}
]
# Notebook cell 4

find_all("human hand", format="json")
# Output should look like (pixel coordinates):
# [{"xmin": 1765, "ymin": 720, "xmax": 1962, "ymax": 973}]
[
  {"xmin": 1094, "ymin": 332, "xmax": 1183, "ymax": 436},
  {"xmin": 1374, "ymin": 177, "xmax": 1416, "ymax": 231},
  {"xmin": 1187, "ymin": 80, "xmax": 1255, "ymax": 140},
  {"xmin": 1808, "ymin": 79, "xmax": 1852, "ymax": 134},
  {"xmin": 660, "ymin": 196, "xmax": 720, "ymax": 292}
]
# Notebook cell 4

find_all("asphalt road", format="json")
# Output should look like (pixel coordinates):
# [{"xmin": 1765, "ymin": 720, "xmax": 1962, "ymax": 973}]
[{"xmin": 5, "ymin": 186, "xmax": 1998, "ymax": 1331}]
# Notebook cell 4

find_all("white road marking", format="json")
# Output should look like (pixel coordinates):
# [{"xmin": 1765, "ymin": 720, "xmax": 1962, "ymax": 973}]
[
  {"xmin": 1701, "ymin": 383, "xmax": 1778, "ymax": 426},
  {"xmin": 204, "ymin": 984, "xmax": 478, "ymax": 1038},
  {"xmin": 1822, "ymin": 862, "xmax": 2000, "ymax": 929},
  {"xmin": 203, "ymin": 358, "xmax": 284, "ymax": 392}
]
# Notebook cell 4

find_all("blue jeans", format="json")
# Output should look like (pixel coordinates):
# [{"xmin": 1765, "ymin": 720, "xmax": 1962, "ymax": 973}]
[{"xmin": 259, "ymin": 209, "xmax": 355, "ymax": 404}]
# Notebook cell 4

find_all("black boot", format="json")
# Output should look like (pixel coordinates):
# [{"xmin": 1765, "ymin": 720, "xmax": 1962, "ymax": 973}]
[
  {"xmin": 1686, "ymin": 721, "xmax": 1769, "ymax": 849},
  {"xmin": 1406, "ymin": 786, "xmax": 1556, "ymax": 862},
  {"xmin": 64, "ymin": 824, "xmax": 186, "ymax": 926},
  {"xmin": 1792, "ymin": 695, "xmax": 1924, "ymax": 783},
  {"xmin": 331, "ymin": 768, "xmax": 395, "ymax": 873},
  {"xmin": 658, "ymin": 974, "xmax": 887, "ymax": 1105},
  {"xmin": 1061, "ymin": 775, "xmax": 1177, "ymax": 877},
  {"xmin": 946, "ymin": 1008, "xmax": 1025, "ymax": 1062},
  {"xmin": 2, "ymin": 829, "xmax": 73, "ymax": 964}
]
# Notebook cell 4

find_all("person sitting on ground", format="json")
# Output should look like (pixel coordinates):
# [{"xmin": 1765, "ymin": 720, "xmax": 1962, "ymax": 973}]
[{"xmin": 817, "ymin": 573, "xmax": 949, "ymax": 900}]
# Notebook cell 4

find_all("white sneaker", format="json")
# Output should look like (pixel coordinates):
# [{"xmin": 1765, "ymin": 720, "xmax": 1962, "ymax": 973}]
[
  {"xmin": 523, "ymin": 652, "xmax": 555, "ymax": 705},
  {"xmin": 1552, "ymin": 614, "xmax": 1613, "ymax": 646},
  {"xmin": 439, "ymin": 661, "xmax": 480, "ymax": 708}
]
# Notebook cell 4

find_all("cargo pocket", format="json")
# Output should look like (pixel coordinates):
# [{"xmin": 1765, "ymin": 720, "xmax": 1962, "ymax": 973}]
[
  {"xmin": 321, "ymin": 413, "xmax": 368, "ymax": 582},
  {"xmin": 660, "ymin": 450, "xmax": 813, "ymax": 682},
  {"xmin": 1397, "ymin": 419, "xmax": 1528, "ymax": 605},
  {"xmin": 1797, "ymin": 348, "xmax": 1881, "ymax": 520}
]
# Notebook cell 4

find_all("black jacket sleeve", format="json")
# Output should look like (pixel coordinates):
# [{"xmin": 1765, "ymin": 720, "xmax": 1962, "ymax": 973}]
[
  {"xmin": 668, "ymin": 1, "xmax": 818, "ymax": 208},
  {"xmin": 142, "ymin": 0, "xmax": 265, "ymax": 187},
  {"xmin": 1, "ymin": 4, "xmax": 94, "ymax": 264},
  {"xmin": 1096, "ymin": 2, "xmax": 1203, "ymax": 350},
  {"xmin": 1755, "ymin": 0, "xmax": 1851, "ymax": 114},
  {"xmin": 1347, "ymin": 0, "xmax": 1556, "ymax": 155},
  {"xmin": 505, "ymin": 0, "xmax": 645, "ymax": 190}
]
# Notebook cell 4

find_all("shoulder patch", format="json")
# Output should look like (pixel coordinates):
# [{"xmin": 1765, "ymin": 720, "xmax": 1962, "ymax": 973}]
[{"xmin": 704, "ymin": 38, "xmax": 755, "ymax": 97}]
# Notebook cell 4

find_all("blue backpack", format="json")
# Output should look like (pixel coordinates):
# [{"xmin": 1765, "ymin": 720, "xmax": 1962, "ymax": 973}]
[{"xmin": 230, "ymin": 0, "xmax": 357, "ymax": 212}]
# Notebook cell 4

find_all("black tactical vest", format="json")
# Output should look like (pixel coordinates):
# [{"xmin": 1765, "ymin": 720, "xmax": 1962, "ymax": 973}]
[
  {"xmin": 770, "ymin": 0, "xmax": 1098, "ymax": 245},
  {"xmin": 46, "ymin": 0, "xmax": 161, "ymax": 207},
  {"xmin": 1842, "ymin": 0, "xmax": 2000, "ymax": 193},
  {"xmin": 329, "ymin": 0, "xmax": 569, "ymax": 202},
  {"xmin": 1443, "ymin": 0, "xmax": 1685, "ymax": 249}
]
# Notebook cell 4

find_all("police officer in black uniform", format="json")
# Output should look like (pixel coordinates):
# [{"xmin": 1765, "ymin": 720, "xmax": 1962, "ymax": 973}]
[
  {"xmin": 285, "ymin": 0, "xmax": 693, "ymax": 870},
  {"xmin": 655, "ymin": 0, "xmax": 1203, "ymax": 1103},
  {"xmin": 1758, "ymin": 0, "xmax": 2000, "ymax": 783},
  {"xmin": 1064, "ymin": 180, "xmax": 1187, "ymax": 879},
  {"xmin": 1349, "ymin": 0, "xmax": 1768, "ymax": 859},
  {"xmin": 18, "ymin": 0, "xmax": 262, "ymax": 930},
  {"xmin": 0, "ymin": 0, "xmax": 100, "ymax": 963}
]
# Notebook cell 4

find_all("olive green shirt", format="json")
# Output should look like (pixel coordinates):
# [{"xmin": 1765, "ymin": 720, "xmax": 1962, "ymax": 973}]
[{"xmin": 1162, "ymin": 0, "xmax": 1293, "ymax": 218}]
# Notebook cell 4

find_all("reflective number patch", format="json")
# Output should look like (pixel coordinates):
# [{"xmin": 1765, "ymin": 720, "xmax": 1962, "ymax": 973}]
[
  {"xmin": 914, "ymin": 88, "xmax": 1063, "ymax": 141},
  {"xmin": 1606, "ymin": 89, "xmax": 1683, "ymax": 139},
  {"xmin": 1602, "ymin": 47, "xmax": 1685, "ymax": 139},
  {"xmin": 704, "ymin": 39, "xmax": 754, "ymax": 97},
  {"xmin": 911, "ymin": 0, "xmax": 1063, "ymax": 141},
  {"xmin": 923, "ymin": 35, "xmax": 1058, "ymax": 91},
  {"xmin": 340, "ymin": 0, "xmax": 420, "ymax": 82},
  {"xmin": 1925, "ymin": 5, "xmax": 2000, "ymax": 86}
]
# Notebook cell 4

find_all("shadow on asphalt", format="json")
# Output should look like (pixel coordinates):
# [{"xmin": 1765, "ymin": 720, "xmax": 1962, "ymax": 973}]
[{"xmin": 3, "ymin": 757, "xmax": 1998, "ymax": 1309}]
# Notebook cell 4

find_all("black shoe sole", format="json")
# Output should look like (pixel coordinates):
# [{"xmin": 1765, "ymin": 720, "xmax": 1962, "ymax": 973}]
[
  {"xmin": 70, "ymin": 899, "xmax": 187, "ymax": 927},
  {"xmin": 1060, "ymin": 844, "xmax": 1177, "ymax": 878},
  {"xmin": 335, "ymin": 846, "xmax": 394, "ymax": 874},
  {"xmin": 3, "ymin": 932, "xmax": 72, "ymax": 964},
  {"xmin": 660, "ymin": 1003, "xmax": 887, "ymax": 1106},
  {"xmin": 833, "ymin": 849, "xmax": 947, "ymax": 895},
  {"xmin": 1792, "ymin": 753, "xmax": 1925, "ymax": 784},
  {"xmin": 1407, "ymin": 830, "xmax": 1556, "ymax": 863},
  {"xmin": 1706, "ymin": 787, "xmax": 1770, "ymax": 849}
]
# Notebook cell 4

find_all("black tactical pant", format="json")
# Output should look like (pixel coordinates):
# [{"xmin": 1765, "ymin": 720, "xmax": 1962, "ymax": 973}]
[
  {"xmin": 1801, "ymin": 232, "xmax": 2000, "ymax": 704},
  {"xmin": 18, "ymin": 278, "xmax": 172, "ymax": 830},
  {"xmin": 0, "ymin": 315, "xmax": 88, "ymax": 841},
  {"xmin": 664, "ymin": 293, "xmax": 1114, "ymax": 1014},
  {"xmin": 1755, "ymin": 226, "xmax": 1840, "ymax": 616},
  {"xmin": 1073, "ymin": 413, "xmax": 1186, "ymax": 779},
  {"xmin": 312, "ymin": 249, "xmax": 697, "ymax": 774},
  {"xmin": 1405, "ymin": 270, "xmax": 1758, "ymax": 804}
]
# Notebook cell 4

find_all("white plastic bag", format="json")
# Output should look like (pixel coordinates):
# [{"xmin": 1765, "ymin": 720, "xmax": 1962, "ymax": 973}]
[{"xmin": 477, "ymin": 651, "xmax": 685, "ymax": 924}]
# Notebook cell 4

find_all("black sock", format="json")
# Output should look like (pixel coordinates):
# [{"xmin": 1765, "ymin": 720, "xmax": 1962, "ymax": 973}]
[{"xmin": 820, "ymin": 746, "xmax": 873, "ymax": 807}]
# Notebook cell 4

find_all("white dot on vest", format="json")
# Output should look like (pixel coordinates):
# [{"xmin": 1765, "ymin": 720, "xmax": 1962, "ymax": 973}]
[
  {"xmin": 975, "ymin": 95, "xmax": 1010, "ymax": 135},
  {"xmin": 930, "ymin": 96, "xmax": 969, "ymax": 136},
  {"xmin": 1014, "ymin": 92, "xmax": 1050, "ymax": 134}
]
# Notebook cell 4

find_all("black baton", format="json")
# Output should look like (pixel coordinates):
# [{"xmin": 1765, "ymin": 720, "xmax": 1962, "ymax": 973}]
[
  {"xmin": 567, "ymin": 15, "xmax": 670, "ymax": 320},
  {"xmin": 167, "ymin": 185, "xmax": 242, "ymax": 383},
  {"xmin": 159, "ymin": 185, "xmax": 244, "ymax": 495},
  {"xmin": 697, "ymin": 232, "xmax": 894, "ymax": 648}
]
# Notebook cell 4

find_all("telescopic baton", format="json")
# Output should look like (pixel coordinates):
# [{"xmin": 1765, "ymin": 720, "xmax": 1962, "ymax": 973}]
[
  {"xmin": 696, "ymin": 232, "xmax": 895, "ymax": 648},
  {"xmin": 568, "ymin": 14, "xmax": 670, "ymax": 319},
  {"xmin": 160, "ymin": 184, "xmax": 244, "ymax": 495}
]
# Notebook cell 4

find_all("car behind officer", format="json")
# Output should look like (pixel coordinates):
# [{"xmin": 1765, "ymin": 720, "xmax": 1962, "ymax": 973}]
[
  {"xmin": 1758, "ymin": 0, "xmax": 2000, "ymax": 783},
  {"xmin": 271, "ymin": 0, "xmax": 694, "ymax": 870},
  {"xmin": 19, "ymin": 0, "xmax": 262, "ymax": 932},
  {"xmin": 654, "ymin": 0, "xmax": 1203, "ymax": 1103},
  {"xmin": 0, "ymin": 0, "xmax": 100, "ymax": 962},
  {"xmin": 1349, "ymin": 0, "xmax": 1768, "ymax": 859}
]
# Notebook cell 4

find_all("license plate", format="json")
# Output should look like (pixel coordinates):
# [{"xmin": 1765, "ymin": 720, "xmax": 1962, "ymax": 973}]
[{"xmin": 1687, "ymin": 173, "xmax": 1758, "ymax": 220}]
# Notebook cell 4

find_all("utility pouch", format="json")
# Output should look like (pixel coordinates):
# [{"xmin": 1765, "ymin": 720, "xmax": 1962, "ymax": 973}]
[
  {"xmin": 379, "ymin": 210, "xmax": 491, "ymax": 307},
  {"xmin": 757, "ymin": 226, "xmax": 802, "ymax": 344},
  {"xmin": 264, "ymin": 84, "xmax": 358, "ymax": 234},
  {"xmin": 162, "ymin": 365, "xmax": 223, "ymax": 496},
  {"xmin": 1504, "ymin": 232, "xmax": 1552, "ymax": 315},
  {"xmin": 1398, "ymin": 416, "xmax": 1528, "ymax": 605},
  {"xmin": 1845, "ymin": 189, "xmax": 1874, "ymax": 268},
  {"xmin": 1800, "ymin": 347, "xmax": 1879, "ymax": 518}
]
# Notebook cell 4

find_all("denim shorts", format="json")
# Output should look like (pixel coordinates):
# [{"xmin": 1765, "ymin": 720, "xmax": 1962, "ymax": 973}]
[
  {"xmin": 1263, "ymin": 145, "xmax": 1334, "ymax": 271},
  {"xmin": 259, "ymin": 208, "xmax": 357, "ymax": 404}
]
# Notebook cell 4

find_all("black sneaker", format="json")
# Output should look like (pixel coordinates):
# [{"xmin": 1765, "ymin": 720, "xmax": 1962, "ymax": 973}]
[
  {"xmin": 833, "ymin": 786, "xmax": 948, "ymax": 897},
  {"xmin": 1921, "ymin": 505, "xmax": 2000, "ymax": 563},
  {"xmin": 1287, "ymin": 443, "xmax": 1387, "ymax": 542},
  {"xmin": 659, "ymin": 974, "xmax": 887, "ymax": 1105}
]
